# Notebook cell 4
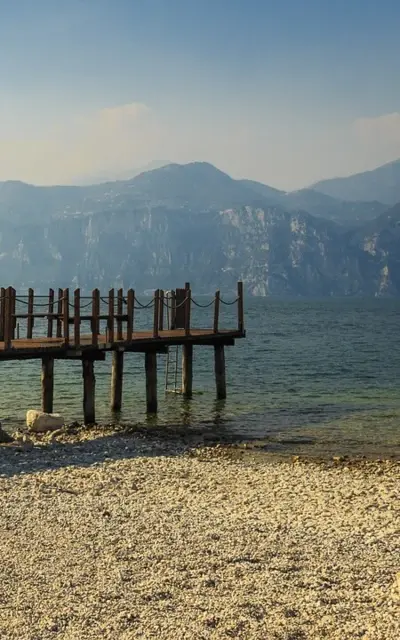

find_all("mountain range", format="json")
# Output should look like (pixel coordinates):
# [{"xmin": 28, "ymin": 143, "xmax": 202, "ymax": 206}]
[{"xmin": 0, "ymin": 159, "xmax": 400, "ymax": 296}]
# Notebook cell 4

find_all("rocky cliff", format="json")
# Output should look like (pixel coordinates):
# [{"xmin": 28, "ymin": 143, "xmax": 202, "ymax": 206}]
[{"xmin": 0, "ymin": 162, "xmax": 399, "ymax": 296}]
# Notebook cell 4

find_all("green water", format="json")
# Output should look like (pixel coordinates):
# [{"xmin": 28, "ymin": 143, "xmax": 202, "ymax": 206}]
[{"xmin": 1, "ymin": 298, "xmax": 399, "ymax": 457}]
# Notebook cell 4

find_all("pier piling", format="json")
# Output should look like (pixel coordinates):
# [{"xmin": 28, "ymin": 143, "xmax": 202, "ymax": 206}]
[
  {"xmin": 82, "ymin": 358, "xmax": 96, "ymax": 424},
  {"xmin": 182, "ymin": 343, "xmax": 193, "ymax": 397},
  {"xmin": 111, "ymin": 350, "xmax": 124, "ymax": 411},
  {"xmin": 214, "ymin": 344, "xmax": 227, "ymax": 400},
  {"xmin": 145, "ymin": 351, "xmax": 158, "ymax": 413},
  {"xmin": 41, "ymin": 357, "xmax": 54, "ymax": 413}
]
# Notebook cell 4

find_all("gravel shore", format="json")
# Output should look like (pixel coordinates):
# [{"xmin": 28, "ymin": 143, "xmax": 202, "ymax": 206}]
[{"xmin": 0, "ymin": 432, "xmax": 399, "ymax": 639}]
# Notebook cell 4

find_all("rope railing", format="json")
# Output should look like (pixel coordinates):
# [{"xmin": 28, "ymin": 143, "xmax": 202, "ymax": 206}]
[{"xmin": 0, "ymin": 282, "xmax": 245, "ymax": 348}]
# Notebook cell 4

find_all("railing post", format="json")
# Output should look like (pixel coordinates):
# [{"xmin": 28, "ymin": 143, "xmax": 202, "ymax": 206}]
[
  {"xmin": 27, "ymin": 288, "xmax": 34, "ymax": 339},
  {"xmin": 47, "ymin": 288, "xmax": 54, "ymax": 338},
  {"xmin": 56, "ymin": 288, "xmax": 63, "ymax": 338},
  {"xmin": 11, "ymin": 288, "xmax": 16, "ymax": 339},
  {"xmin": 0, "ymin": 287, "xmax": 4, "ymax": 342},
  {"xmin": 3, "ymin": 287, "xmax": 12, "ymax": 350},
  {"xmin": 237, "ymin": 281, "xmax": 244, "ymax": 334},
  {"xmin": 108, "ymin": 288, "xmax": 115, "ymax": 343},
  {"xmin": 184, "ymin": 282, "xmax": 191, "ymax": 336},
  {"xmin": 74, "ymin": 288, "xmax": 80, "ymax": 348},
  {"xmin": 126, "ymin": 289, "xmax": 134, "ymax": 341},
  {"xmin": 92, "ymin": 289, "xmax": 100, "ymax": 346},
  {"xmin": 213, "ymin": 290, "xmax": 220, "ymax": 333},
  {"xmin": 159, "ymin": 289, "xmax": 164, "ymax": 331},
  {"xmin": 117, "ymin": 288, "xmax": 123, "ymax": 340},
  {"xmin": 63, "ymin": 288, "xmax": 69, "ymax": 346},
  {"xmin": 153, "ymin": 289, "xmax": 160, "ymax": 338}
]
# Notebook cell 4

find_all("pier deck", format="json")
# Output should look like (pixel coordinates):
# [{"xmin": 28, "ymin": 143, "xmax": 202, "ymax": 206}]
[{"xmin": 0, "ymin": 283, "xmax": 245, "ymax": 421}]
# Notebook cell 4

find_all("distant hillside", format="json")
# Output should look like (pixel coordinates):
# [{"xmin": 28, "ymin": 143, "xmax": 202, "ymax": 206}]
[
  {"xmin": 312, "ymin": 158, "xmax": 400, "ymax": 205},
  {"xmin": 0, "ymin": 161, "xmax": 400, "ymax": 296}
]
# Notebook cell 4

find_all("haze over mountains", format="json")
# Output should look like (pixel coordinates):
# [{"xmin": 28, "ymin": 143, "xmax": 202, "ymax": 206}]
[{"xmin": 0, "ymin": 159, "xmax": 399, "ymax": 296}]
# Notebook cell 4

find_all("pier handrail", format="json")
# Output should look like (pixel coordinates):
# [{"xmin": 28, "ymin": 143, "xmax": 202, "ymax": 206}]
[{"xmin": 0, "ymin": 282, "xmax": 245, "ymax": 349}]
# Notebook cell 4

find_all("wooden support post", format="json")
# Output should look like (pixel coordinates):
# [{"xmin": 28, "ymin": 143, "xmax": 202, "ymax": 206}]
[
  {"xmin": 237, "ymin": 281, "xmax": 244, "ymax": 333},
  {"xmin": 108, "ymin": 288, "xmax": 114, "ymax": 343},
  {"xmin": 184, "ymin": 282, "xmax": 191, "ymax": 336},
  {"xmin": 47, "ymin": 288, "xmax": 54, "ymax": 338},
  {"xmin": 92, "ymin": 288, "xmax": 100, "ymax": 346},
  {"xmin": 214, "ymin": 344, "xmax": 226, "ymax": 400},
  {"xmin": 11, "ymin": 288, "xmax": 16, "ymax": 339},
  {"xmin": 82, "ymin": 358, "xmax": 96, "ymax": 424},
  {"xmin": 126, "ymin": 289, "xmax": 134, "ymax": 341},
  {"xmin": 182, "ymin": 343, "xmax": 193, "ymax": 398},
  {"xmin": 170, "ymin": 290, "xmax": 176, "ymax": 329},
  {"xmin": 117, "ymin": 288, "xmax": 123, "ymax": 340},
  {"xmin": 3, "ymin": 287, "xmax": 12, "ymax": 349},
  {"xmin": 153, "ymin": 290, "xmax": 160, "ymax": 338},
  {"xmin": 213, "ymin": 290, "xmax": 220, "ymax": 334},
  {"xmin": 56, "ymin": 288, "xmax": 63, "ymax": 338},
  {"xmin": 27, "ymin": 288, "xmax": 34, "ymax": 339},
  {"xmin": 159, "ymin": 289, "xmax": 164, "ymax": 331},
  {"xmin": 74, "ymin": 288, "xmax": 80, "ymax": 347},
  {"xmin": 63, "ymin": 288, "xmax": 69, "ymax": 346},
  {"xmin": 145, "ymin": 351, "xmax": 157, "ymax": 413},
  {"xmin": 41, "ymin": 357, "xmax": 54, "ymax": 413},
  {"xmin": 111, "ymin": 351, "xmax": 124, "ymax": 411},
  {"xmin": 0, "ymin": 287, "xmax": 4, "ymax": 342}
]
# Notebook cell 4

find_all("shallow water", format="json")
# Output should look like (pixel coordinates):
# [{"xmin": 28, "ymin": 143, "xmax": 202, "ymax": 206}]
[{"xmin": 1, "ymin": 297, "xmax": 400, "ymax": 457}]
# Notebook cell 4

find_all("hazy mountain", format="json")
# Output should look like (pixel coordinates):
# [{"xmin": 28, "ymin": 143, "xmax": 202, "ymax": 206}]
[
  {"xmin": 72, "ymin": 160, "xmax": 172, "ymax": 186},
  {"xmin": 312, "ymin": 158, "xmax": 400, "ymax": 205},
  {"xmin": 0, "ymin": 161, "xmax": 399, "ymax": 296}
]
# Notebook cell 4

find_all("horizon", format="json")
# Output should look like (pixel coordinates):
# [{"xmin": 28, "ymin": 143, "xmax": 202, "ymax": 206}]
[
  {"xmin": 1, "ymin": 1, "xmax": 400, "ymax": 190},
  {"xmin": 0, "ymin": 156, "xmax": 399, "ymax": 192}
]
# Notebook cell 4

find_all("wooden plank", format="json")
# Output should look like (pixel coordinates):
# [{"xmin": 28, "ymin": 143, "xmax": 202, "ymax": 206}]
[
  {"xmin": 214, "ymin": 344, "xmax": 226, "ymax": 400},
  {"xmin": 82, "ymin": 358, "xmax": 96, "ymax": 424},
  {"xmin": 153, "ymin": 289, "xmax": 160, "ymax": 338},
  {"xmin": 117, "ymin": 288, "xmax": 123, "ymax": 340},
  {"xmin": 74, "ymin": 288, "xmax": 80, "ymax": 347},
  {"xmin": 56, "ymin": 288, "xmax": 63, "ymax": 338},
  {"xmin": 159, "ymin": 289, "xmax": 164, "ymax": 331},
  {"xmin": 27, "ymin": 288, "xmax": 34, "ymax": 339},
  {"xmin": 92, "ymin": 289, "xmax": 100, "ymax": 346},
  {"xmin": 108, "ymin": 288, "xmax": 114, "ymax": 343},
  {"xmin": 63, "ymin": 288, "xmax": 69, "ymax": 346},
  {"xmin": 0, "ymin": 287, "xmax": 5, "ymax": 341},
  {"xmin": 237, "ymin": 281, "xmax": 244, "ymax": 333},
  {"xmin": 41, "ymin": 356, "xmax": 54, "ymax": 413},
  {"xmin": 182, "ymin": 343, "xmax": 193, "ymax": 397},
  {"xmin": 145, "ymin": 351, "xmax": 157, "ymax": 413},
  {"xmin": 213, "ymin": 290, "xmax": 220, "ymax": 333},
  {"xmin": 110, "ymin": 351, "xmax": 124, "ymax": 411},
  {"xmin": 184, "ymin": 282, "xmax": 191, "ymax": 337},
  {"xmin": 47, "ymin": 288, "xmax": 54, "ymax": 338}
]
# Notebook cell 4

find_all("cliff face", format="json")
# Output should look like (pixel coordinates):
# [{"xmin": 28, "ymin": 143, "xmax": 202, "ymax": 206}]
[{"xmin": 0, "ymin": 163, "xmax": 399, "ymax": 296}]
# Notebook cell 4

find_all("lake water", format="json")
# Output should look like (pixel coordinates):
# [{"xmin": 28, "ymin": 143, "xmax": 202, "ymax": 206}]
[{"xmin": 1, "ymin": 297, "xmax": 399, "ymax": 458}]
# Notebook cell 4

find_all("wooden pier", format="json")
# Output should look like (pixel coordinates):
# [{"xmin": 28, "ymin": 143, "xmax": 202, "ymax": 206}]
[{"xmin": 0, "ymin": 283, "xmax": 245, "ymax": 423}]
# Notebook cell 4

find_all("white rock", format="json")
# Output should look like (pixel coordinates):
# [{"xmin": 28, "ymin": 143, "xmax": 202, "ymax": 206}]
[{"xmin": 26, "ymin": 410, "xmax": 64, "ymax": 433}]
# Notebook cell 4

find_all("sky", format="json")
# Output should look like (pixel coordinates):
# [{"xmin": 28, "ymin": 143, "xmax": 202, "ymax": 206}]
[{"xmin": 0, "ymin": 0, "xmax": 400, "ymax": 190}]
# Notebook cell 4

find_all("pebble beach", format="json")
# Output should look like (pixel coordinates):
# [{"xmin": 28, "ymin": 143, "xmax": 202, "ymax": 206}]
[{"xmin": 0, "ymin": 429, "xmax": 399, "ymax": 640}]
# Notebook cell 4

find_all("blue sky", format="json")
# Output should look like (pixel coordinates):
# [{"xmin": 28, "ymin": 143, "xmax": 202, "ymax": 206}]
[{"xmin": 0, "ymin": 0, "xmax": 399, "ymax": 188}]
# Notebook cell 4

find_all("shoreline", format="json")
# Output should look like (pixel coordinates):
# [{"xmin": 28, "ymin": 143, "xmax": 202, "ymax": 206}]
[{"xmin": 0, "ymin": 429, "xmax": 399, "ymax": 639}]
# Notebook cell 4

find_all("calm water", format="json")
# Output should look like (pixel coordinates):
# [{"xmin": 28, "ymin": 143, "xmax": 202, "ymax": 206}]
[{"xmin": 1, "ymin": 298, "xmax": 400, "ymax": 457}]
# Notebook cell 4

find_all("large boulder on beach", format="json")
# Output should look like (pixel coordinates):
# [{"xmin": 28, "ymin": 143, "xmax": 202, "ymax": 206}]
[{"xmin": 26, "ymin": 410, "xmax": 64, "ymax": 433}]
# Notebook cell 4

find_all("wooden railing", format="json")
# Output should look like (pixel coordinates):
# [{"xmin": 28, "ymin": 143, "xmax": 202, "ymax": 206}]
[{"xmin": 0, "ymin": 282, "xmax": 245, "ymax": 349}]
